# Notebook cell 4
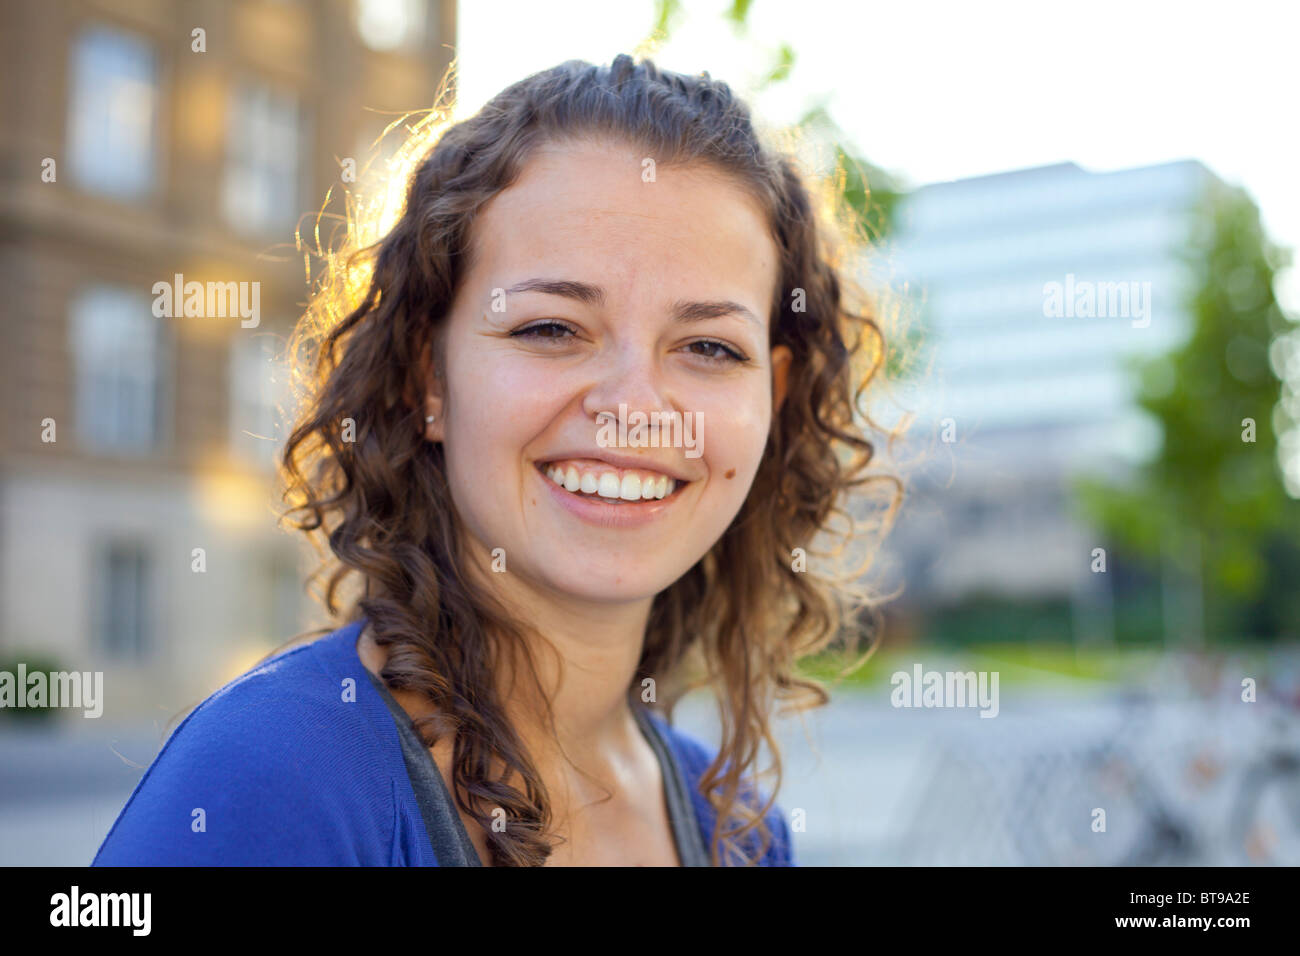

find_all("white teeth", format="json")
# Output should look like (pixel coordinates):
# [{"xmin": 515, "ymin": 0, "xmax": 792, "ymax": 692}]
[{"xmin": 541, "ymin": 461, "xmax": 681, "ymax": 502}]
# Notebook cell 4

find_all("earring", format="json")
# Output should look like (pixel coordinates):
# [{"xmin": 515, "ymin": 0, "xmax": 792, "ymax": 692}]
[{"xmin": 426, "ymin": 414, "xmax": 436, "ymax": 423}]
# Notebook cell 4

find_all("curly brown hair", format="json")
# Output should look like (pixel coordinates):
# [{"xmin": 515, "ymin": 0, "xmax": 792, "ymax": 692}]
[{"xmin": 279, "ymin": 53, "xmax": 901, "ymax": 866}]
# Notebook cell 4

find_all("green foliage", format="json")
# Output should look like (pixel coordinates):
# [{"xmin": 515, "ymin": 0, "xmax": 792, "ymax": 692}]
[
  {"xmin": 919, "ymin": 594, "xmax": 1076, "ymax": 646},
  {"xmin": 0, "ymin": 651, "xmax": 67, "ymax": 721},
  {"xmin": 794, "ymin": 103, "xmax": 902, "ymax": 240},
  {"xmin": 725, "ymin": 0, "xmax": 755, "ymax": 27},
  {"xmin": 757, "ymin": 43, "xmax": 794, "ymax": 88},
  {"xmin": 833, "ymin": 142, "xmax": 900, "ymax": 241},
  {"xmin": 796, "ymin": 639, "xmax": 1146, "ymax": 690},
  {"xmin": 884, "ymin": 322, "xmax": 929, "ymax": 380},
  {"xmin": 650, "ymin": 0, "xmax": 684, "ymax": 41},
  {"xmin": 644, "ymin": 2, "xmax": 902, "ymax": 240},
  {"xmin": 1077, "ymin": 181, "xmax": 1299, "ymax": 642}
]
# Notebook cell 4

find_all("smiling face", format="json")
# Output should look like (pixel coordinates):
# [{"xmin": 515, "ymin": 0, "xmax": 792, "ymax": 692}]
[{"xmin": 424, "ymin": 137, "xmax": 790, "ymax": 605}]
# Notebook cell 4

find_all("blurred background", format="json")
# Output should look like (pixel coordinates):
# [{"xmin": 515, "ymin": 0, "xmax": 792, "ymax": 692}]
[{"xmin": 2, "ymin": 0, "xmax": 1298, "ymax": 866}]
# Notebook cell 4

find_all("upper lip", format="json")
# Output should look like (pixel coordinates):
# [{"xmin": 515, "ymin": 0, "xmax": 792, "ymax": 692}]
[{"xmin": 535, "ymin": 449, "xmax": 693, "ymax": 483}]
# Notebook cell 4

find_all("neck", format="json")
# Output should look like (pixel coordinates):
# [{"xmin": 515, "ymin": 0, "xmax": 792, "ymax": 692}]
[{"xmin": 461, "ymin": 544, "xmax": 654, "ymax": 772}]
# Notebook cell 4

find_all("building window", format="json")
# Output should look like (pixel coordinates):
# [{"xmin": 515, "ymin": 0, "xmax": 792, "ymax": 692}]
[
  {"xmin": 223, "ymin": 82, "xmax": 300, "ymax": 235},
  {"xmin": 229, "ymin": 332, "xmax": 293, "ymax": 467},
  {"xmin": 354, "ymin": 0, "xmax": 426, "ymax": 51},
  {"xmin": 67, "ymin": 25, "xmax": 158, "ymax": 199},
  {"xmin": 71, "ymin": 286, "xmax": 166, "ymax": 454},
  {"xmin": 94, "ymin": 541, "xmax": 153, "ymax": 661}
]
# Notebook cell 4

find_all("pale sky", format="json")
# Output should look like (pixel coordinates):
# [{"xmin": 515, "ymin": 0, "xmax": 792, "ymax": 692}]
[{"xmin": 452, "ymin": 0, "xmax": 1300, "ymax": 309}]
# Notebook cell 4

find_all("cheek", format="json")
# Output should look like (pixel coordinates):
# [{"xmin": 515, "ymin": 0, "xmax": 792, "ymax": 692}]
[
  {"xmin": 447, "ymin": 352, "xmax": 562, "ymax": 455},
  {"xmin": 698, "ymin": 383, "xmax": 771, "ymax": 480},
  {"xmin": 438, "ymin": 355, "xmax": 523, "ymax": 523},
  {"xmin": 440, "ymin": 347, "xmax": 577, "ymax": 531}
]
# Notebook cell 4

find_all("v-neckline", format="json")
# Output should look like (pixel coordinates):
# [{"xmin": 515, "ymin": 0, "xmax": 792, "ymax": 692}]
[{"xmin": 356, "ymin": 628, "xmax": 709, "ymax": 865}]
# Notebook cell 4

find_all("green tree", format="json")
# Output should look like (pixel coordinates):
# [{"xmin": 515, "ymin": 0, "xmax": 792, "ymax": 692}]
[
  {"xmin": 1077, "ymin": 180, "xmax": 1300, "ymax": 642},
  {"xmin": 645, "ymin": 0, "xmax": 902, "ymax": 240}
]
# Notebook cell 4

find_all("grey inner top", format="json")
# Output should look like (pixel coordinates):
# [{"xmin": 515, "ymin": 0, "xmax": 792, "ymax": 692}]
[{"xmin": 364, "ymin": 667, "xmax": 711, "ymax": 866}]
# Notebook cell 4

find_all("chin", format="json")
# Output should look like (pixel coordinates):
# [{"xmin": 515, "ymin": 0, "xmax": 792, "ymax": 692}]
[{"xmin": 533, "ymin": 563, "xmax": 684, "ymax": 605}]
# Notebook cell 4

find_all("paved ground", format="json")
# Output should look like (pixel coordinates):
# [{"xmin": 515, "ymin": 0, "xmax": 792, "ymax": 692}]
[
  {"xmin": 1, "ymin": 723, "xmax": 166, "ymax": 866},
  {"xmin": 2, "ymin": 685, "xmax": 1292, "ymax": 865}
]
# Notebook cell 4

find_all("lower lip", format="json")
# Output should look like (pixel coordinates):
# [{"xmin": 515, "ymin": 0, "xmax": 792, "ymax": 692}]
[{"xmin": 535, "ymin": 465, "xmax": 686, "ymax": 529}]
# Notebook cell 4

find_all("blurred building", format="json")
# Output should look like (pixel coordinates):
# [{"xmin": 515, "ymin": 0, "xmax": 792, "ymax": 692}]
[
  {"xmin": 0, "ymin": 0, "xmax": 456, "ymax": 723},
  {"xmin": 884, "ymin": 159, "xmax": 1219, "ymax": 640}
]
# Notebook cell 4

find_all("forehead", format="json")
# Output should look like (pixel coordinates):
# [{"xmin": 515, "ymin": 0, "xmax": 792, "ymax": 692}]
[{"xmin": 466, "ymin": 139, "xmax": 780, "ymax": 314}]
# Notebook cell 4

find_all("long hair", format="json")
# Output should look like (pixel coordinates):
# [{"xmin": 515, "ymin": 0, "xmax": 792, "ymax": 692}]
[{"xmin": 280, "ymin": 53, "xmax": 902, "ymax": 865}]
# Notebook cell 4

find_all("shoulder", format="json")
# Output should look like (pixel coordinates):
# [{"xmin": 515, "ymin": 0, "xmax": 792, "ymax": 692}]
[
  {"xmin": 93, "ymin": 621, "xmax": 402, "ymax": 866},
  {"xmin": 651, "ymin": 714, "xmax": 796, "ymax": 867}
]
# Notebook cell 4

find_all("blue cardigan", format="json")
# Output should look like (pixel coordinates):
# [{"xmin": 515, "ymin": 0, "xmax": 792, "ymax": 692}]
[{"xmin": 92, "ymin": 618, "xmax": 794, "ymax": 866}]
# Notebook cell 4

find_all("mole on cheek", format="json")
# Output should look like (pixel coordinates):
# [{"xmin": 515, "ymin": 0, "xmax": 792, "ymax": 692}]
[{"xmin": 724, "ymin": 468, "xmax": 736, "ymax": 480}]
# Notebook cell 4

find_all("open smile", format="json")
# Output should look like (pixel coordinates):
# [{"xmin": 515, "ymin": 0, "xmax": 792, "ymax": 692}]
[
  {"xmin": 535, "ymin": 458, "xmax": 687, "ymax": 502},
  {"xmin": 533, "ymin": 458, "xmax": 690, "ymax": 527}
]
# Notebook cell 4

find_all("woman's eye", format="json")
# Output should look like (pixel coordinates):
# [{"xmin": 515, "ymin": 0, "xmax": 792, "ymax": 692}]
[
  {"xmin": 510, "ymin": 324, "xmax": 746, "ymax": 364},
  {"xmin": 684, "ymin": 339, "xmax": 747, "ymax": 364},
  {"xmin": 511, "ymin": 320, "xmax": 577, "ymax": 341}
]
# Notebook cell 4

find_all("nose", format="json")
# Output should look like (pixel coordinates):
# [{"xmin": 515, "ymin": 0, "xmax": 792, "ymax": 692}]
[{"xmin": 581, "ymin": 342, "xmax": 677, "ymax": 435}]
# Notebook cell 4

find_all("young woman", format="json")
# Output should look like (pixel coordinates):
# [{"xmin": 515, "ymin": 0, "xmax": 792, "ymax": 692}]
[{"xmin": 93, "ymin": 54, "xmax": 893, "ymax": 867}]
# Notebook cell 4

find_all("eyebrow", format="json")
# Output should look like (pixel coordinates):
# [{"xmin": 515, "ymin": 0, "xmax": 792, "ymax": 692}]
[{"xmin": 504, "ymin": 278, "xmax": 761, "ymax": 326}]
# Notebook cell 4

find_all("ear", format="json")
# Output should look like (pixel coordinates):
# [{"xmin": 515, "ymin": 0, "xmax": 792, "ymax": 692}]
[
  {"xmin": 418, "ymin": 339, "xmax": 445, "ymax": 442},
  {"xmin": 771, "ymin": 344, "xmax": 792, "ymax": 414}
]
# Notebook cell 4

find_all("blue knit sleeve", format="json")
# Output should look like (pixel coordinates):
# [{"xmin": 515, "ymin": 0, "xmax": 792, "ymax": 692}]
[
  {"xmin": 92, "ymin": 659, "xmax": 396, "ymax": 866},
  {"xmin": 764, "ymin": 799, "xmax": 797, "ymax": 866}
]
